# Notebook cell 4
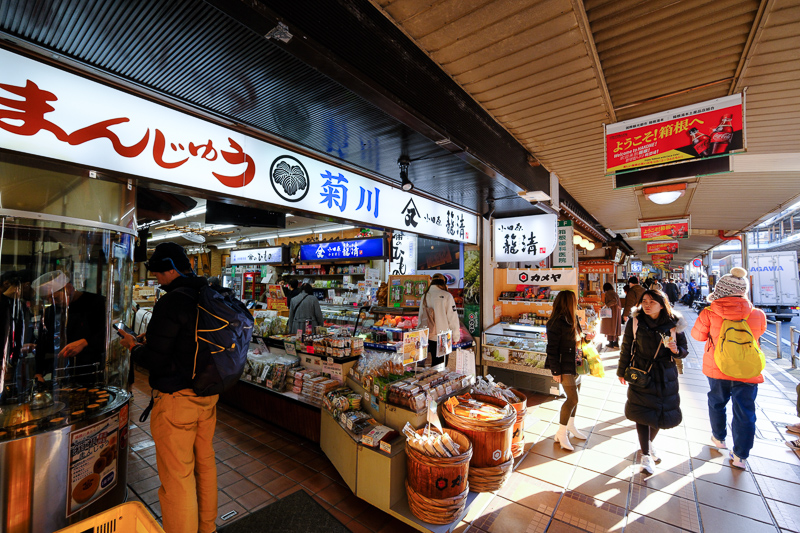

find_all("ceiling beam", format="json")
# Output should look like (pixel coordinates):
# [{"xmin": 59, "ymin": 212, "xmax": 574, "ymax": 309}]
[
  {"xmin": 730, "ymin": 0, "xmax": 775, "ymax": 95},
  {"xmin": 570, "ymin": 0, "xmax": 616, "ymax": 124}
]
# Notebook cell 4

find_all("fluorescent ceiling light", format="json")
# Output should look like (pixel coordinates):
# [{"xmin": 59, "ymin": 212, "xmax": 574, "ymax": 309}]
[
  {"xmin": 517, "ymin": 190, "xmax": 551, "ymax": 203},
  {"xmin": 216, "ymin": 243, "xmax": 239, "ymax": 249},
  {"xmin": 150, "ymin": 231, "xmax": 184, "ymax": 242},
  {"xmin": 315, "ymin": 225, "xmax": 355, "ymax": 234},
  {"xmin": 170, "ymin": 206, "xmax": 207, "ymax": 221}
]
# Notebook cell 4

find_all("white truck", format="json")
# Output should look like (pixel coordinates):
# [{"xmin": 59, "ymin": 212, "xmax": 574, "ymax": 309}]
[{"xmin": 717, "ymin": 251, "xmax": 800, "ymax": 321}]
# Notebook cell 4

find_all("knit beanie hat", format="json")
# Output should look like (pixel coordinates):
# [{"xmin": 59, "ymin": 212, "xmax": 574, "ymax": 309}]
[{"xmin": 707, "ymin": 267, "xmax": 749, "ymax": 302}]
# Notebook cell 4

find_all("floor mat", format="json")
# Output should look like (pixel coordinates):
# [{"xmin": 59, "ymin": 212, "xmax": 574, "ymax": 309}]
[{"xmin": 219, "ymin": 489, "xmax": 349, "ymax": 533}]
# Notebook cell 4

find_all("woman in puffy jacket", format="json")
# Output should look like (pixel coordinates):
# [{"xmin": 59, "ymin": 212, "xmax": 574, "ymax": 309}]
[
  {"xmin": 545, "ymin": 290, "xmax": 586, "ymax": 451},
  {"xmin": 419, "ymin": 273, "xmax": 460, "ymax": 367},
  {"xmin": 618, "ymin": 289, "xmax": 688, "ymax": 474},
  {"xmin": 690, "ymin": 267, "xmax": 766, "ymax": 469}
]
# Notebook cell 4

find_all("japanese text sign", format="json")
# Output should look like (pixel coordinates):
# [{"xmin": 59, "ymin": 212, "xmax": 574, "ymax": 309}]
[
  {"xmin": 389, "ymin": 231, "xmax": 417, "ymax": 276},
  {"xmin": 646, "ymin": 240, "xmax": 679, "ymax": 255},
  {"xmin": 605, "ymin": 94, "xmax": 744, "ymax": 174},
  {"xmin": 299, "ymin": 237, "xmax": 385, "ymax": 262},
  {"xmin": 578, "ymin": 262, "xmax": 615, "ymax": 275},
  {"xmin": 507, "ymin": 268, "xmax": 577, "ymax": 286},
  {"xmin": 554, "ymin": 220, "xmax": 575, "ymax": 268},
  {"xmin": 68, "ymin": 415, "xmax": 120, "ymax": 516},
  {"xmin": 494, "ymin": 214, "xmax": 557, "ymax": 263},
  {"xmin": 640, "ymin": 218, "xmax": 690, "ymax": 241},
  {"xmin": 651, "ymin": 253, "xmax": 673, "ymax": 263},
  {"xmin": 230, "ymin": 246, "xmax": 284, "ymax": 265},
  {"xmin": 630, "ymin": 261, "xmax": 643, "ymax": 273},
  {"xmin": 0, "ymin": 49, "xmax": 477, "ymax": 243}
]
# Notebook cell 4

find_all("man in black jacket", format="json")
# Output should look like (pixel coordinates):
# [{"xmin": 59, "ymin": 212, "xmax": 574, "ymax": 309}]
[{"xmin": 119, "ymin": 242, "xmax": 216, "ymax": 533}]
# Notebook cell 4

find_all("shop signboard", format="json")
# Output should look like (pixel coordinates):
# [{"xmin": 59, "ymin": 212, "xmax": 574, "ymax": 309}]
[
  {"xmin": 639, "ymin": 218, "xmax": 690, "ymax": 241},
  {"xmin": 67, "ymin": 413, "xmax": 120, "ymax": 516},
  {"xmin": 0, "ymin": 48, "xmax": 478, "ymax": 244},
  {"xmin": 299, "ymin": 237, "xmax": 386, "ymax": 262},
  {"xmin": 389, "ymin": 232, "xmax": 417, "ymax": 276},
  {"xmin": 651, "ymin": 253, "xmax": 673, "ymax": 263},
  {"xmin": 493, "ymin": 214, "xmax": 558, "ymax": 263},
  {"xmin": 554, "ymin": 220, "xmax": 575, "ymax": 268},
  {"xmin": 630, "ymin": 260, "xmax": 643, "ymax": 273},
  {"xmin": 507, "ymin": 268, "xmax": 577, "ymax": 286},
  {"xmin": 605, "ymin": 94, "xmax": 744, "ymax": 174},
  {"xmin": 578, "ymin": 262, "xmax": 615, "ymax": 275},
  {"xmin": 230, "ymin": 246, "xmax": 284, "ymax": 265},
  {"xmin": 646, "ymin": 240, "xmax": 679, "ymax": 254}
]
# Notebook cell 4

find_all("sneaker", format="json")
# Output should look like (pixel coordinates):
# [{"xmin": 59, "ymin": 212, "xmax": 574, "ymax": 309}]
[
  {"xmin": 787, "ymin": 423, "xmax": 800, "ymax": 435},
  {"xmin": 786, "ymin": 439, "xmax": 800, "ymax": 451},
  {"xmin": 711, "ymin": 435, "xmax": 727, "ymax": 450},
  {"xmin": 649, "ymin": 442, "xmax": 661, "ymax": 463},
  {"xmin": 729, "ymin": 450, "xmax": 746, "ymax": 469},
  {"xmin": 641, "ymin": 454, "xmax": 655, "ymax": 474}
]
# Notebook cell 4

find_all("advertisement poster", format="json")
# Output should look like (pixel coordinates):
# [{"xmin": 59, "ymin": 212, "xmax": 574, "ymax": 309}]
[
  {"xmin": 554, "ymin": 220, "xmax": 575, "ymax": 268},
  {"xmin": 651, "ymin": 253, "xmax": 674, "ymax": 262},
  {"xmin": 437, "ymin": 330, "xmax": 453, "ymax": 357},
  {"xmin": 402, "ymin": 328, "xmax": 428, "ymax": 365},
  {"xmin": 639, "ymin": 218, "xmax": 690, "ymax": 241},
  {"xmin": 507, "ymin": 268, "xmax": 577, "ymax": 286},
  {"xmin": 494, "ymin": 214, "xmax": 558, "ymax": 263},
  {"xmin": 646, "ymin": 240, "xmax": 679, "ymax": 254},
  {"xmin": 67, "ymin": 414, "xmax": 120, "ymax": 516},
  {"xmin": 605, "ymin": 94, "xmax": 744, "ymax": 174}
]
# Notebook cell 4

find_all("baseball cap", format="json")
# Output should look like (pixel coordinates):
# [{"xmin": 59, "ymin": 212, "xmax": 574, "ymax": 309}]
[{"xmin": 146, "ymin": 242, "xmax": 193, "ymax": 273}]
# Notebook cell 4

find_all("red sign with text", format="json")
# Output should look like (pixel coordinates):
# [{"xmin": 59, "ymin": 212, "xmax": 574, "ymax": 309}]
[
  {"xmin": 646, "ymin": 241, "xmax": 679, "ymax": 254},
  {"xmin": 640, "ymin": 219, "xmax": 690, "ymax": 241}
]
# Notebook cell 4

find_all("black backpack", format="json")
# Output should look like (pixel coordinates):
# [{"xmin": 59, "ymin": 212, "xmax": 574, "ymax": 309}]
[{"xmin": 177, "ymin": 285, "xmax": 254, "ymax": 396}]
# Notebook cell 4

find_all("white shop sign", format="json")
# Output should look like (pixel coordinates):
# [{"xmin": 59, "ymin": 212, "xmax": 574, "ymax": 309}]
[
  {"xmin": 494, "ymin": 214, "xmax": 557, "ymax": 263},
  {"xmin": 230, "ymin": 247, "xmax": 283, "ymax": 265},
  {"xmin": 507, "ymin": 268, "xmax": 577, "ymax": 286},
  {"xmin": 388, "ymin": 232, "xmax": 417, "ymax": 276},
  {"xmin": 0, "ymin": 49, "xmax": 477, "ymax": 244}
]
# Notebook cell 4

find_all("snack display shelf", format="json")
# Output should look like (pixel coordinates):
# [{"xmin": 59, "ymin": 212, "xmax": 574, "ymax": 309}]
[
  {"xmin": 484, "ymin": 358, "xmax": 552, "ymax": 376},
  {"xmin": 238, "ymin": 377, "xmax": 322, "ymax": 409},
  {"xmin": 364, "ymin": 340, "xmax": 475, "ymax": 352}
]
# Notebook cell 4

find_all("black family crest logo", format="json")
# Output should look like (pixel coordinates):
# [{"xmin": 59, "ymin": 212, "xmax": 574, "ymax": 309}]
[{"xmin": 270, "ymin": 155, "xmax": 309, "ymax": 203}]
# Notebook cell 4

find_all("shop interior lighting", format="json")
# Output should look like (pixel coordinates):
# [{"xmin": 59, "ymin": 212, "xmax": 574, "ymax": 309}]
[
  {"xmin": 314, "ymin": 225, "xmax": 356, "ymax": 234},
  {"xmin": 398, "ymin": 155, "xmax": 413, "ymax": 192},
  {"xmin": 643, "ymin": 183, "xmax": 687, "ymax": 205},
  {"xmin": 586, "ymin": 242, "xmax": 596, "ymax": 251},
  {"xmin": 216, "ymin": 243, "xmax": 239, "ymax": 249},
  {"xmin": 573, "ymin": 235, "xmax": 582, "ymax": 245}
]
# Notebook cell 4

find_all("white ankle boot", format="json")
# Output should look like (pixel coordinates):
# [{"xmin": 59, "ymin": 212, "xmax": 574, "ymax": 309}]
[
  {"xmin": 567, "ymin": 417, "xmax": 587, "ymax": 440},
  {"xmin": 555, "ymin": 424, "xmax": 574, "ymax": 451}
]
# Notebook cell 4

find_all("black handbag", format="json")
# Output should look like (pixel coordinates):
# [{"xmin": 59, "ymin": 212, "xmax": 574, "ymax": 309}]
[{"xmin": 623, "ymin": 318, "xmax": 656, "ymax": 388}]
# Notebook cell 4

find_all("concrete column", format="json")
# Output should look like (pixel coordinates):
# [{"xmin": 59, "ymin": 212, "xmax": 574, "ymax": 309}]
[{"xmin": 741, "ymin": 233, "xmax": 751, "ymax": 301}]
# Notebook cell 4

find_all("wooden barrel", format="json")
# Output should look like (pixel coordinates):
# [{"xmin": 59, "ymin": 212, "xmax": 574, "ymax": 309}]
[
  {"xmin": 441, "ymin": 393, "xmax": 515, "ymax": 468},
  {"xmin": 509, "ymin": 389, "xmax": 528, "ymax": 458},
  {"xmin": 469, "ymin": 458, "xmax": 514, "ymax": 493},
  {"xmin": 406, "ymin": 427, "xmax": 472, "ymax": 524}
]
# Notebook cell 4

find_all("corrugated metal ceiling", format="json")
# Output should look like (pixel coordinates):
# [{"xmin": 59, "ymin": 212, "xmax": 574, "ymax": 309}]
[{"xmin": 372, "ymin": 0, "xmax": 800, "ymax": 266}]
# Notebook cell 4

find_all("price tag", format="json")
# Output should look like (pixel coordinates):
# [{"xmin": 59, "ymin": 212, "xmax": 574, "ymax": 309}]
[
  {"xmin": 461, "ymin": 378, "xmax": 469, "ymax": 390},
  {"xmin": 327, "ymin": 357, "xmax": 334, "ymax": 364},
  {"xmin": 259, "ymin": 365, "xmax": 270, "ymax": 382},
  {"xmin": 245, "ymin": 375, "xmax": 252, "ymax": 382},
  {"xmin": 379, "ymin": 441, "xmax": 392, "ymax": 454},
  {"xmin": 265, "ymin": 379, "xmax": 273, "ymax": 389},
  {"xmin": 364, "ymin": 391, "xmax": 370, "ymax": 403},
  {"xmin": 284, "ymin": 342, "xmax": 297, "ymax": 356},
  {"xmin": 445, "ymin": 384, "xmax": 453, "ymax": 395},
  {"xmin": 373, "ymin": 384, "xmax": 379, "ymax": 396},
  {"xmin": 349, "ymin": 368, "xmax": 354, "ymax": 376}
]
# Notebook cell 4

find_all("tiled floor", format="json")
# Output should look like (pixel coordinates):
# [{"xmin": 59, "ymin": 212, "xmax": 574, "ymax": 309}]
[{"xmin": 125, "ymin": 303, "xmax": 800, "ymax": 532}]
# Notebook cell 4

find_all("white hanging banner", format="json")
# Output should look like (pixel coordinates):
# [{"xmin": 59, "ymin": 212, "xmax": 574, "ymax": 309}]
[
  {"xmin": 0, "ymin": 49, "xmax": 477, "ymax": 244},
  {"xmin": 493, "ymin": 214, "xmax": 558, "ymax": 263},
  {"xmin": 554, "ymin": 220, "xmax": 575, "ymax": 268},
  {"xmin": 388, "ymin": 231, "xmax": 417, "ymax": 276},
  {"xmin": 230, "ymin": 247, "xmax": 284, "ymax": 265},
  {"xmin": 507, "ymin": 268, "xmax": 577, "ymax": 286}
]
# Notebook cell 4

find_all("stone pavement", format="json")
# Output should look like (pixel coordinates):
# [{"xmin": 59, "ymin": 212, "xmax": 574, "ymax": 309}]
[{"xmin": 476, "ymin": 303, "xmax": 800, "ymax": 533}]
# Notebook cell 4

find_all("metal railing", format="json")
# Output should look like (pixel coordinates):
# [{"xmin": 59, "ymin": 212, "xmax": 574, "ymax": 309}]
[{"xmin": 763, "ymin": 319, "xmax": 782, "ymax": 360}]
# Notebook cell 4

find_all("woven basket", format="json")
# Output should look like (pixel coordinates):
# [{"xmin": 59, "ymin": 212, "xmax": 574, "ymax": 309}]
[
  {"xmin": 406, "ymin": 480, "xmax": 469, "ymax": 525},
  {"xmin": 468, "ymin": 457, "xmax": 514, "ymax": 492},
  {"xmin": 441, "ymin": 393, "xmax": 515, "ymax": 468}
]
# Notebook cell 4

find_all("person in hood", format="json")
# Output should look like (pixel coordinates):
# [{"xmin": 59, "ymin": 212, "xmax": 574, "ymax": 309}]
[
  {"xmin": 691, "ymin": 267, "xmax": 766, "ymax": 469},
  {"xmin": 618, "ymin": 289, "xmax": 689, "ymax": 474},
  {"xmin": 622, "ymin": 276, "xmax": 645, "ymax": 322},
  {"xmin": 419, "ymin": 273, "xmax": 460, "ymax": 367},
  {"xmin": 118, "ymin": 242, "xmax": 217, "ymax": 533}
]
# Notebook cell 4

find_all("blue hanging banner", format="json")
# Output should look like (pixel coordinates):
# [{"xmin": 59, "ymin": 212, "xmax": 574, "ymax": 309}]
[{"xmin": 299, "ymin": 237, "xmax": 386, "ymax": 262}]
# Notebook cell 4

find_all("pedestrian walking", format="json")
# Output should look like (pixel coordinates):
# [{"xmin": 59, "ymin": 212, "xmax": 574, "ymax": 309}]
[
  {"xmin": 691, "ymin": 267, "xmax": 767, "ymax": 468},
  {"xmin": 622, "ymin": 276, "xmax": 646, "ymax": 321},
  {"xmin": 618, "ymin": 290, "xmax": 688, "ymax": 474},
  {"xmin": 545, "ymin": 290, "xmax": 587, "ymax": 451},
  {"xmin": 599, "ymin": 282, "xmax": 622, "ymax": 349}
]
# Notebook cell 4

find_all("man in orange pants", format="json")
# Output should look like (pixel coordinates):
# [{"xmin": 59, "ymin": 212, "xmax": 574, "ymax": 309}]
[{"xmin": 120, "ymin": 243, "xmax": 217, "ymax": 533}]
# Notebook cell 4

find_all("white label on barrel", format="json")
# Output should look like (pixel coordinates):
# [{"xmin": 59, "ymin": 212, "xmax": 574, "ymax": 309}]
[{"xmin": 492, "ymin": 449, "xmax": 502, "ymax": 461}]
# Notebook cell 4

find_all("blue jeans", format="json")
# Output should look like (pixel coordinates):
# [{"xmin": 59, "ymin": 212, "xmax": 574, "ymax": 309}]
[{"xmin": 707, "ymin": 377, "xmax": 758, "ymax": 459}]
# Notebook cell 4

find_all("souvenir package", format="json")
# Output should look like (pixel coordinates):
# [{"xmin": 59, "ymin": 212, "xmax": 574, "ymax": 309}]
[
  {"xmin": 472, "ymin": 376, "xmax": 522, "ymax": 403},
  {"xmin": 361, "ymin": 425, "xmax": 398, "ymax": 447},
  {"xmin": 444, "ymin": 394, "xmax": 514, "ymax": 421},
  {"xmin": 324, "ymin": 387, "xmax": 363, "ymax": 418},
  {"xmin": 402, "ymin": 423, "xmax": 461, "ymax": 458}
]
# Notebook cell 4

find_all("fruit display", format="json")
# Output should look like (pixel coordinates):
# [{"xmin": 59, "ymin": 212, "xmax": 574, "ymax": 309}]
[{"xmin": 373, "ymin": 314, "xmax": 419, "ymax": 329}]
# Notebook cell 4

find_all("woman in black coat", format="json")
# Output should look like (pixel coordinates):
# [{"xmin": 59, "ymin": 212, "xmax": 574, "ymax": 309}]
[
  {"xmin": 617, "ymin": 289, "xmax": 688, "ymax": 474},
  {"xmin": 545, "ymin": 290, "xmax": 586, "ymax": 451}
]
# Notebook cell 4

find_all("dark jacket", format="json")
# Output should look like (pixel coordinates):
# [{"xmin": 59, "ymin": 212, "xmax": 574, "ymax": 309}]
[
  {"xmin": 622, "ymin": 284, "xmax": 646, "ymax": 319},
  {"xmin": 617, "ymin": 308, "xmax": 689, "ymax": 429},
  {"xmin": 663, "ymin": 282, "xmax": 680, "ymax": 304},
  {"xmin": 286, "ymin": 292, "xmax": 323, "ymax": 335},
  {"xmin": 545, "ymin": 315, "xmax": 580, "ymax": 376},
  {"xmin": 131, "ymin": 275, "xmax": 207, "ymax": 393}
]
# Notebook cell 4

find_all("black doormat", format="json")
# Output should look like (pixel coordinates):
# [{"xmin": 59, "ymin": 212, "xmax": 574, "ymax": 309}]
[{"xmin": 219, "ymin": 489, "xmax": 349, "ymax": 533}]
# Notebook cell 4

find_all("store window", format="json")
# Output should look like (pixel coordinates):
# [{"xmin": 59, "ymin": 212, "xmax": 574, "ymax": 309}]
[{"xmin": 0, "ymin": 164, "xmax": 134, "ymax": 440}]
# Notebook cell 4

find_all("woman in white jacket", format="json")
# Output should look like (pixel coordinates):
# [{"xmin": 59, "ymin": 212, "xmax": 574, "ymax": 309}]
[{"xmin": 419, "ymin": 273, "xmax": 461, "ymax": 366}]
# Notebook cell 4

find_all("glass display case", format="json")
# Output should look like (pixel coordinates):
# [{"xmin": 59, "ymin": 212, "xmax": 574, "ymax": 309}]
[{"xmin": 482, "ymin": 323, "xmax": 548, "ymax": 372}]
